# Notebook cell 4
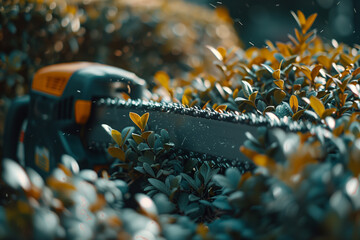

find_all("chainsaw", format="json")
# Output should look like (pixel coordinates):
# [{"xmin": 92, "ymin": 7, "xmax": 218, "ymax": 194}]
[{"xmin": 3, "ymin": 62, "xmax": 312, "ymax": 177}]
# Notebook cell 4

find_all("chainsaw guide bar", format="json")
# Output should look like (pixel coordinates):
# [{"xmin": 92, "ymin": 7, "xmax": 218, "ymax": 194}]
[{"xmin": 86, "ymin": 98, "xmax": 316, "ymax": 167}]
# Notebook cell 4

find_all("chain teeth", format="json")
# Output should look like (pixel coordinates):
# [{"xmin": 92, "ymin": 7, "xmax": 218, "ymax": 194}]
[
  {"xmin": 96, "ymin": 97, "xmax": 317, "ymax": 132},
  {"xmin": 90, "ymin": 97, "xmax": 321, "ymax": 168},
  {"xmin": 171, "ymin": 148, "xmax": 255, "ymax": 173}
]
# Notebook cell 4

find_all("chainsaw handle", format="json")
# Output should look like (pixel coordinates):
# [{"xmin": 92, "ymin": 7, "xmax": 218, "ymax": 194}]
[{"xmin": 3, "ymin": 95, "xmax": 30, "ymax": 161}]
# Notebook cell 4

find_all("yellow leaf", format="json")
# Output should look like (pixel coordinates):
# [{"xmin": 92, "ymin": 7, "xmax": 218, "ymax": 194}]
[
  {"xmin": 303, "ymin": 13, "xmax": 317, "ymax": 34},
  {"xmin": 272, "ymin": 69, "xmax": 281, "ymax": 80},
  {"xmin": 288, "ymin": 34, "xmax": 299, "ymax": 46},
  {"xmin": 299, "ymin": 66, "xmax": 312, "ymax": 80},
  {"xmin": 202, "ymin": 100, "xmax": 211, "ymax": 110},
  {"xmin": 353, "ymin": 67, "xmax": 360, "ymax": 77},
  {"xmin": 292, "ymin": 109, "xmax": 305, "ymax": 121},
  {"xmin": 129, "ymin": 112, "xmax": 142, "ymax": 130},
  {"xmin": 154, "ymin": 71, "xmax": 170, "ymax": 91},
  {"xmin": 317, "ymin": 55, "xmax": 331, "ymax": 70},
  {"xmin": 141, "ymin": 131, "xmax": 153, "ymax": 140},
  {"xmin": 274, "ymin": 79, "xmax": 284, "ymax": 89},
  {"xmin": 217, "ymin": 46, "xmax": 227, "ymax": 60},
  {"xmin": 233, "ymin": 88, "xmax": 239, "ymax": 99},
  {"xmin": 238, "ymin": 172, "xmax": 252, "ymax": 188},
  {"xmin": 47, "ymin": 177, "xmax": 76, "ymax": 191},
  {"xmin": 311, "ymin": 64, "xmax": 322, "ymax": 81},
  {"xmin": 182, "ymin": 94, "xmax": 190, "ymax": 106},
  {"xmin": 108, "ymin": 147, "xmax": 125, "ymax": 161},
  {"xmin": 121, "ymin": 92, "xmax": 130, "ymax": 101},
  {"xmin": 322, "ymin": 108, "xmax": 336, "ymax": 118},
  {"xmin": 214, "ymin": 7, "xmax": 232, "ymax": 23},
  {"xmin": 290, "ymin": 95, "xmax": 298, "ymax": 113},
  {"xmin": 274, "ymin": 89, "xmax": 286, "ymax": 104},
  {"xmin": 215, "ymin": 104, "xmax": 227, "ymax": 112},
  {"xmin": 249, "ymin": 91, "xmax": 258, "ymax": 103},
  {"xmin": 309, "ymin": 96, "xmax": 325, "ymax": 118},
  {"xmin": 190, "ymin": 99, "xmax": 199, "ymax": 108},
  {"xmin": 340, "ymin": 53, "xmax": 353, "ymax": 66},
  {"xmin": 111, "ymin": 129, "xmax": 122, "ymax": 146},
  {"xmin": 239, "ymin": 146, "xmax": 259, "ymax": 160},
  {"xmin": 266, "ymin": 40, "xmax": 276, "ymax": 50},
  {"xmin": 354, "ymin": 54, "xmax": 360, "ymax": 64},
  {"xmin": 297, "ymin": 10, "xmax": 306, "ymax": 26},
  {"xmin": 212, "ymin": 103, "xmax": 218, "ymax": 109},
  {"xmin": 294, "ymin": 28, "xmax": 302, "ymax": 42},
  {"xmin": 89, "ymin": 195, "xmax": 107, "ymax": 212},
  {"xmin": 58, "ymin": 163, "xmax": 72, "ymax": 177},
  {"xmin": 196, "ymin": 223, "xmax": 209, "ymax": 239},
  {"xmin": 183, "ymin": 87, "xmax": 192, "ymax": 96},
  {"xmin": 140, "ymin": 113, "xmax": 149, "ymax": 132},
  {"xmin": 253, "ymin": 154, "xmax": 277, "ymax": 172},
  {"xmin": 132, "ymin": 133, "xmax": 143, "ymax": 144}
]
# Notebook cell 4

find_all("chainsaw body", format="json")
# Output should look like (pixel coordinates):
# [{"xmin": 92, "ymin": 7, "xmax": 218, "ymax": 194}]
[{"xmin": 3, "ymin": 62, "xmax": 145, "ymax": 176}]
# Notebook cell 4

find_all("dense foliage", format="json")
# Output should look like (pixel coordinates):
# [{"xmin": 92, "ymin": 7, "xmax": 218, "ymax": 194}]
[{"xmin": 1, "ymin": 1, "xmax": 360, "ymax": 239}]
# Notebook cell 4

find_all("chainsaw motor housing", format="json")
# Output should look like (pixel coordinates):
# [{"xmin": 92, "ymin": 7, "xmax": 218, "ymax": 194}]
[{"xmin": 3, "ymin": 62, "xmax": 145, "ymax": 177}]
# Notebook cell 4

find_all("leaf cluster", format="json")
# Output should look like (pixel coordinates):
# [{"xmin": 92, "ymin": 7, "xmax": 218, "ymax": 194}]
[{"xmin": 152, "ymin": 11, "xmax": 360, "ymax": 124}]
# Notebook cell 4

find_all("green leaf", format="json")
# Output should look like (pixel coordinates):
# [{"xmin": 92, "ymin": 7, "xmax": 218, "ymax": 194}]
[
  {"xmin": 164, "ymin": 142, "xmax": 175, "ymax": 151},
  {"xmin": 181, "ymin": 173, "xmax": 198, "ymax": 190},
  {"xmin": 275, "ymin": 102, "xmax": 293, "ymax": 118},
  {"xmin": 137, "ymin": 143, "xmax": 151, "ymax": 152},
  {"xmin": 160, "ymin": 129, "xmax": 170, "ymax": 143},
  {"xmin": 213, "ymin": 196, "xmax": 232, "ymax": 210},
  {"xmin": 134, "ymin": 166, "xmax": 145, "ymax": 174},
  {"xmin": 199, "ymin": 163, "xmax": 209, "ymax": 182},
  {"xmin": 147, "ymin": 132, "xmax": 155, "ymax": 148},
  {"xmin": 143, "ymin": 163, "xmax": 155, "ymax": 177},
  {"xmin": 148, "ymin": 178, "xmax": 169, "ymax": 195},
  {"xmin": 121, "ymin": 127, "xmax": 135, "ymax": 146},
  {"xmin": 261, "ymin": 63, "xmax": 275, "ymax": 74},
  {"xmin": 348, "ymin": 84, "xmax": 360, "ymax": 97},
  {"xmin": 185, "ymin": 203, "xmax": 200, "ymax": 216},
  {"xmin": 213, "ymin": 174, "xmax": 232, "ymax": 189},
  {"xmin": 189, "ymin": 194, "xmax": 200, "ymax": 201},
  {"xmin": 225, "ymin": 168, "xmax": 241, "ymax": 188},
  {"xmin": 228, "ymin": 191, "xmax": 245, "ymax": 207},
  {"xmin": 241, "ymin": 80, "xmax": 253, "ymax": 98}
]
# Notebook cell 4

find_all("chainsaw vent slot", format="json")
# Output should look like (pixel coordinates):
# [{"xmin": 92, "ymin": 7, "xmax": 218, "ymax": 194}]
[
  {"xmin": 45, "ymin": 76, "xmax": 67, "ymax": 93},
  {"xmin": 57, "ymin": 96, "xmax": 74, "ymax": 120}
]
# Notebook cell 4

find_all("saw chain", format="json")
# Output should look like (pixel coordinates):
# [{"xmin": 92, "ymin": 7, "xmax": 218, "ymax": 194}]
[{"xmin": 85, "ymin": 97, "xmax": 316, "ymax": 168}]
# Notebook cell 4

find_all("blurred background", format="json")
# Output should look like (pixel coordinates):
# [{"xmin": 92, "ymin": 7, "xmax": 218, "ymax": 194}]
[{"xmin": 192, "ymin": 0, "xmax": 360, "ymax": 47}]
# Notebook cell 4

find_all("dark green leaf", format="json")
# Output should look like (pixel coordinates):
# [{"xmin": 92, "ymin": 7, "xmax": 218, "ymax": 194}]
[
  {"xmin": 148, "ymin": 178, "xmax": 169, "ymax": 195},
  {"xmin": 241, "ymin": 80, "xmax": 253, "ymax": 98},
  {"xmin": 143, "ymin": 163, "xmax": 155, "ymax": 177}
]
